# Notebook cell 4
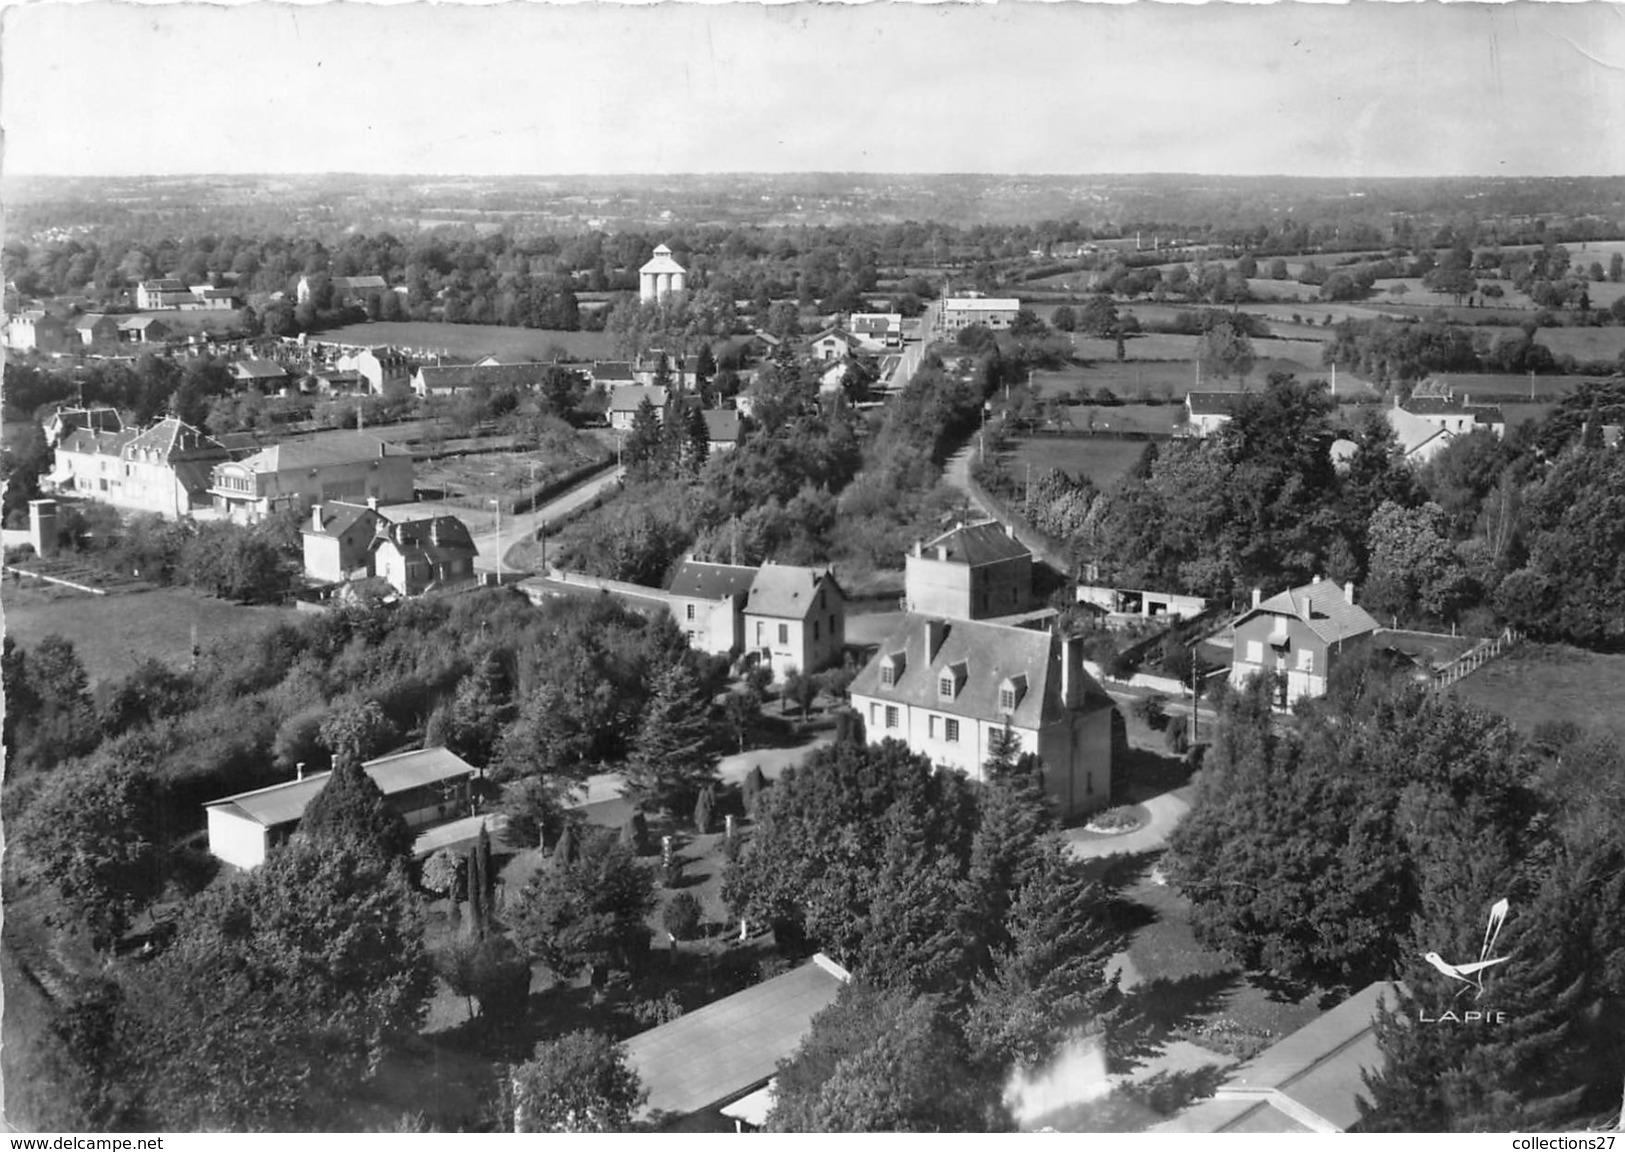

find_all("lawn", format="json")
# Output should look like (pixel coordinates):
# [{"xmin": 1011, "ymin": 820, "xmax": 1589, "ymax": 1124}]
[
  {"xmin": 316, "ymin": 321, "xmax": 620, "ymax": 364},
  {"xmin": 1008, "ymin": 437, "xmax": 1154, "ymax": 489},
  {"xmin": 1536, "ymin": 325, "xmax": 1625, "ymax": 362},
  {"xmin": 1030, "ymin": 361, "xmax": 1194, "ymax": 402},
  {"xmin": 1, "ymin": 580, "xmax": 298, "ymax": 687},
  {"xmin": 1428, "ymin": 371, "xmax": 1588, "ymax": 401},
  {"xmin": 1452, "ymin": 642, "xmax": 1625, "ymax": 735},
  {"xmin": 1074, "ymin": 333, "xmax": 1197, "ymax": 361},
  {"xmin": 417, "ymin": 444, "xmax": 610, "ymax": 507}
]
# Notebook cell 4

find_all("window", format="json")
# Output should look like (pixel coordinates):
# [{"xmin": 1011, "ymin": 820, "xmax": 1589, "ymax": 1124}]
[
  {"xmin": 999, "ymin": 687, "xmax": 1016, "ymax": 711},
  {"xmin": 928, "ymin": 715, "xmax": 937, "ymax": 739},
  {"xmin": 1297, "ymin": 648, "xmax": 1315, "ymax": 673},
  {"xmin": 939, "ymin": 675, "xmax": 955, "ymax": 699},
  {"xmin": 756, "ymin": 621, "xmax": 764, "ymax": 644},
  {"xmin": 869, "ymin": 703, "xmax": 879, "ymax": 726},
  {"xmin": 880, "ymin": 664, "xmax": 895, "ymax": 687},
  {"xmin": 778, "ymin": 623, "xmax": 789, "ymax": 645},
  {"xmin": 1246, "ymin": 640, "xmax": 1264, "ymax": 664},
  {"xmin": 813, "ymin": 620, "xmax": 820, "ymax": 641},
  {"xmin": 885, "ymin": 706, "xmax": 899, "ymax": 729},
  {"xmin": 944, "ymin": 718, "xmax": 960, "ymax": 743},
  {"xmin": 685, "ymin": 603, "xmax": 696, "ymax": 621}
]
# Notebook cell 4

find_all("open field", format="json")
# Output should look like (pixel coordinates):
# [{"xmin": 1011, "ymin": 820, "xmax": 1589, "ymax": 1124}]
[
  {"xmin": 316, "ymin": 321, "xmax": 619, "ymax": 363},
  {"xmin": 417, "ymin": 444, "xmax": 609, "ymax": 505},
  {"xmin": 1075, "ymin": 332, "xmax": 1197, "ymax": 361},
  {"xmin": 1536, "ymin": 325, "xmax": 1625, "ymax": 362},
  {"xmin": 1007, "ymin": 436, "xmax": 1154, "ymax": 488},
  {"xmin": 1453, "ymin": 642, "xmax": 1625, "ymax": 736},
  {"xmin": 2, "ymin": 581, "xmax": 297, "ymax": 687},
  {"xmin": 1429, "ymin": 371, "xmax": 1593, "ymax": 401},
  {"xmin": 1031, "ymin": 362, "xmax": 1193, "ymax": 402}
]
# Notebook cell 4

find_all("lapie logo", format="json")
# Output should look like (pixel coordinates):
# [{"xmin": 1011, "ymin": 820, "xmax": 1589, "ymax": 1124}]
[{"xmin": 1419, "ymin": 898, "xmax": 1511, "ymax": 1025}]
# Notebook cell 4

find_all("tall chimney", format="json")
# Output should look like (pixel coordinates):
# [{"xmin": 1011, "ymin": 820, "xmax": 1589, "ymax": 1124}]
[
  {"xmin": 913, "ymin": 539, "xmax": 923, "ymax": 558},
  {"xmin": 367, "ymin": 495, "xmax": 379, "ymax": 512},
  {"xmin": 1344, "ymin": 581, "xmax": 1355, "ymax": 606},
  {"xmin": 311, "ymin": 504, "xmax": 324, "ymax": 533},
  {"xmin": 1302, "ymin": 595, "xmax": 1313, "ymax": 621},
  {"xmin": 1251, "ymin": 587, "xmax": 1262, "ymax": 610},
  {"xmin": 296, "ymin": 761, "xmax": 306, "ymax": 781},
  {"xmin": 1060, "ymin": 634, "xmax": 1074, "ymax": 707}
]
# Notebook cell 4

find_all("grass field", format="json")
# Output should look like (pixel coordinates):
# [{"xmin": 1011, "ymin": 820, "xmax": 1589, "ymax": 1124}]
[
  {"xmin": 1007, "ymin": 436, "xmax": 1152, "ymax": 488},
  {"xmin": 416, "ymin": 443, "xmax": 609, "ymax": 507},
  {"xmin": 1429, "ymin": 371, "xmax": 1590, "ymax": 401},
  {"xmin": 1031, "ymin": 362, "xmax": 1194, "ymax": 402},
  {"xmin": 1075, "ymin": 332, "xmax": 1198, "ymax": 361},
  {"xmin": 1536, "ymin": 325, "xmax": 1625, "ymax": 362},
  {"xmin": 2, "ymin": 581, "xmax": 297, "ymax": 687},
  {"xmin": 317, "ymin": 321, "xmax": 619, "ymax": 363},
  {"xmin": 1453, "ymin": 642, "xmax": 1625, "ymax": 735}
]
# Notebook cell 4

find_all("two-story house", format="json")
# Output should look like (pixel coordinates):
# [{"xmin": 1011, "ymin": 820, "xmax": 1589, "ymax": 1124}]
[
  {"xmin": 607, "ymin": 385, "xmax": 669, "ymax": 431},
  {"xmin": 1228, "ymin": 578, "xmax": 1379, "ymax": 706},
  {"xmin": 1385, "ymin": 394, "xmax": 1506, "ymax": 465},
  {"xmin": 136, "ymin": 278, "xmax": 192, "ymax": 310},
  {"xmin": 904, "ymin": 520, "xmax": 1034, "ymax": 620},
  {"xmin": 849, "ymin": 615, "xmax": 1118, "ymax": 821},
  {"xmin": 301, "ymin": 500, "xmax": 385, "ymax": 583},
  {"xmin": 665, "ymin": 558, "xmax": 759, "ymax": 656},
  {"xmin": 742, "ymin": 563, "xmax": 845, "ymax": 680},
  {"xmin": 50, "ymin": 416, "xmax": 229, "ymax": 519},
  {"xmin": 1184, "ymin": 391, "xmax": 1248, "ymax": 438},
  {"xmin": 209, "ymin": 431, "xmax": 414, "ymax": 523},
  {"xmin": 5, "ymin": 310, "xmax": 69, "ymax": 352},
  {"xmin": 369, "ymin": 514, "xmax": 479, "ymax": 596},
  {"xmin": 337, "ymin": 347, "xmax": 413, "ymax": 394}
]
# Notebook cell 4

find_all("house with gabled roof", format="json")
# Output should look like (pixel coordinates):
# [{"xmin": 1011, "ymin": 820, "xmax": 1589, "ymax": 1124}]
[
  {"xmin": 1228, "ymin": 577, "xmax": 1380, "ymax": 706},
  {"xmin": 607, "ymin": 384, "xmax": 670, "ymax": 431},
  {"xmin": 301, "ymin": 500, "xmax": 386, "ymax": 583},
  {"xmin": 411, "ymin": 361, "xmax": 556, "ymax": 397},
  {"xmin": 806, "ymin": 327, "xmax": 862, "ymax": 362},
  {"xmin": 1385, "ymin": 393, "xmax": 1505, "ymax": 465},
  {"xmin": 701, "ymin": 408, "xmax": 742, "ymax": 454},
  {"xmin": 136, "ymin": 278, "xmax": 191, "ymax": 310},
  {"xmin": 1184, "ymin": 391, "xmax": 1249, "ymax": 437},
  {"xmin": 50, "ymin": 416, "xmax": 229, "ymax": 518},
  {"xmin": 209, "ymin": 430, "xmax": 413, "ymax": 523},
  {"xmin": 204, "ymin": 747, "xmax": 478, "ymax": 870},
  {"xmin": 849, "ymin": 615, "xmax": 1118, "ymax": 820},
  {"xmin": 665, "ymin": 558, "xmax": 759, "ymax": 656},
  {"xmin": 44, "ymin": 405, "xmax": 123, "ymax": 448},
  {"xmin": 591, "ymin": 360, "xmax": 636, "ymax": 389},
  {"xmin": 369, "ymin": 513, "xmax": 479, "ymax": 596},
  {"xmin": 742, "ymin": 562, "xmax": 846, "ymax": 681},
  {"xmin": 905, "ymin": 520, "xmax": 1034, "ymax": 621},
  {"xmin": 73, "ymin": 313, "xmax": 123, "ymax": 347},
  {"xmin": 117, "ymin": 315, "xmax": 169, "ymax": 344},
  {"xmin": 230, "ymin": 358, "xmax": 292, "ymax": 386},
  {"xmin": 5, "ymin": 309, "xmax": 68, "ymax": 352},
  {"xmin": 849, "ymin": 312, "xmax": 903, "ymax": 350}
]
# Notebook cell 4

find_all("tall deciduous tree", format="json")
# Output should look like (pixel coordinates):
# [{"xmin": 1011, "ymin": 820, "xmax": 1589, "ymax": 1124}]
[
  {"xmin": 508, "ymin": 827, "xmax": 655, "ymax": 978},
  {"xmin": 300, "ymin": 753, "xmax": 414, "ymax": 862},
  {"xmin": 510, "ymin": 1031, "xmax": 646, "ymax": 1133},
  {"xmin": 122, "ymin": 841, "xmax": 433, "ymax": 1130}
]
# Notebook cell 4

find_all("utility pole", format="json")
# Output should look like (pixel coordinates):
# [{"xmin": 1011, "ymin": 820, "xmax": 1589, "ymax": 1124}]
[{"xmin": 490, "ymin": 498, "xmax": 502, "ymax": 584}]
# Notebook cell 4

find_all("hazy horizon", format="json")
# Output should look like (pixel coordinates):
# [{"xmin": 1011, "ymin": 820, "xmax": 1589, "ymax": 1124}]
[{"xmin": 4, "ymin": 2, "xmax": 1623, "ymax": 180}]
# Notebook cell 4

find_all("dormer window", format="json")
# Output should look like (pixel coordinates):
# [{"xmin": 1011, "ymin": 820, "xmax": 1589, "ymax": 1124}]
[
  {"xmin": 938, "ymin": 661, "xmax": 967, "ymax": 702},
  {"xmin": 879, "ymin": 650, "xmax": 905, "ymax": 687},
  {"xmin": 999, "ymin": 675, "xmax": 1027, "ymax": 713},
  {"xmin": 939, "ymin": 674, "xmax": 955, "ymax": 698}
]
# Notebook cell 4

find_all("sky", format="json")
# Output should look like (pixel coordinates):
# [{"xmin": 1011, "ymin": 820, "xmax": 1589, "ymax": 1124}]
[{"xmin": 3, "ymin": 1, "xmax": 1623, "ymax": 179}]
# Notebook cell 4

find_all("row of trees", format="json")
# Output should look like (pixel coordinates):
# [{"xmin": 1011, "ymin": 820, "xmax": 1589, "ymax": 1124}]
[{"xmin": 1166, "ymin": 668, "xmax": 1625, "ymax": 1130}]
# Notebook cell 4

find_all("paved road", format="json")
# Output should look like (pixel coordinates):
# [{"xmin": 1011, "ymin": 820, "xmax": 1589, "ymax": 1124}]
[{"xmin": 471, "ymin": 463, "xmax": 624, "ymax": 574}]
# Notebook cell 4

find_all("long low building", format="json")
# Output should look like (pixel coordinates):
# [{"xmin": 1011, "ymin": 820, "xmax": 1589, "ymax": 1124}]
[
  {"xmin": 204, "ymin": 747, "xmax": 477, "ymax": 869},
  {"xmin": 621, "ymin": 954, "xmax": 850, "ymax": 1130}
]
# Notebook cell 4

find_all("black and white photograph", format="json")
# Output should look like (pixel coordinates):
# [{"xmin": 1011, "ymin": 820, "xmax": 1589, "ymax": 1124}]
[{"xmin": 2, "ymin": 0, "xmax": 1624, "ymax": 1137}]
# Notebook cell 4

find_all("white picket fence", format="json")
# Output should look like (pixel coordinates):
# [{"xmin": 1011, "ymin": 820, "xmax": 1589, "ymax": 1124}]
[{"xmin": 1432, "ymin": 627, "xmax": 1524, "ymax": 690}]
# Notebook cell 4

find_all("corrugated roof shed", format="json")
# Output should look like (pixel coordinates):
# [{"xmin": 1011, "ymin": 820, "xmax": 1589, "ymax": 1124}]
[
  {"xmin": 625, "ymin": 956, "xmax": 848, "ymax": 1122},
  {"xmin": 205, "ymin": 748, "xmax": 477, "ymax": 829}
]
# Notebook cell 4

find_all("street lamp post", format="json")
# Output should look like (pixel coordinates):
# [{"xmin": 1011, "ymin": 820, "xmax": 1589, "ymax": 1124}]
[{"xmin": 490, "ymin": 497, "xmax": 502, "ymax": 584}]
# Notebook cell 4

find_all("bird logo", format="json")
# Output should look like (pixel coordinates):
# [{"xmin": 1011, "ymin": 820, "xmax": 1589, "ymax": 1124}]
[{"xmin": 1423, "ymin": 898, "xmax": 1510, "ymax": 999}]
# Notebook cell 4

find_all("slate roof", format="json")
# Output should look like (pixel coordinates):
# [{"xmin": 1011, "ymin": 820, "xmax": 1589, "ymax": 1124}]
[
  {"xmin": 125, "ymin": 417, "xmax": 228, "ymax": 460},
  {"xmin": 206, "ymin": 748, "xmax": 477, "ymax": 829},
  {"xmin": 808, "ymin": 327, "xmax": 861, "ymax": 348},
  {"xmin": 333, "ymin": 275, "xmax": 389, "ymax": 291},
  {"xmin": 232, "ymin": 358, "xmax": 291, "ymax": 380},
  {"xmin": 850, "ymin": 312, "xmax": 902, "ymax": 335},
  {"xmin": 139, "ymin": 278, "xmax": 187, "ymax": 292},
  {"xmin": 744, "ymin": 564, "xmax": 841, "ymax": 621},
  {"xmin": 233, "ymin": 432, "xmax": 407, "ymax": 474},
  {"xmin": 302, "ymin": 500, "xmax": 381, "ymax": 539},
  {"xmin": 701, "ymin": 408, "xmax": 741, "ymax": 443},
  {"xmin": 624, "ymin": 956, "xmax": 848, "ymax": 1122},
  {"xmin": 1186, "ymin": 391, "xmax": 1249, "ymax": 417},
  {"xmin": 848, "ymin": 614, "xmax": 1109, "ymax": 731},
  {"xmin": 919, "ymin": 520, "xmax": 1030, "ymax": 567},
  {"xmin": 1231, "ymin": 578, "xmax": 1380, "ymax": 646},
  {"xmin": 372, "ymin": 514, "xmax": 478, "ymax": 566},
  {"xmin": 59, "ymin": 427, "xmax": 137, "ymax": 456},
  {"xmin": 666, "ymin": 559, "xmax": 759, "ymax": 601},
  {"xmin": 415, "ymin": 362, "xmax": 554, "ymax": 391},
  {"xmin": 592, "ymin": 361, "xmax": 635, "ymax": 382},
  {"xmin": 1151, "ymin": 982, "xmax": 1397, "ymax": 1134},
  {"xmin": 608, "ymin": 384, "xmax": 669, "ymax": 413},
  {"xmin": 639, "ymin": 244, "xmax": 686, "ymax": 276}
]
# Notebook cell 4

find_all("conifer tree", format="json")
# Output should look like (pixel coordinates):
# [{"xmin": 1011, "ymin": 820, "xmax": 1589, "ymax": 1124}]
[
  {"xmin": 623, "ymin": 660, "xmax": 719, "ymax": 815},
  {"xmin": 300, "ymin": 754, "xmax": 413, "ymax": 863}
]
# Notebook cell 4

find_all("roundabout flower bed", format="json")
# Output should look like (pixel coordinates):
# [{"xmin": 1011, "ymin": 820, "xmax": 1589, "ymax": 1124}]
[{"xmin": 1083, "ymin": 803, "xmax": 1149, "ymax": 835}]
